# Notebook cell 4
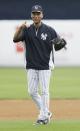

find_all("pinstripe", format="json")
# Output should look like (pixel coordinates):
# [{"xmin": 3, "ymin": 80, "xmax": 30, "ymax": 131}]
[
  {"xmin": 27, "ymin": 69, "xmax": 51, "ymax": 119},
  {"xmin": 27, "ymin": 69, "xmax": 39, "ymax": 94},
  {"xmin": 27, "ymin": 69, "xmax": 42, "ymax": 110},
  {"xmin": 39, "ymin": 70, "xmax": 51, "ymax": 117}
]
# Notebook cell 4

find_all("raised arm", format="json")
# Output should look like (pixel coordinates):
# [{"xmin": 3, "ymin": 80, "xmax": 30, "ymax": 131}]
[{"xmin": 13, "ymin": 22, "xmax": 27, "ymax": 42}]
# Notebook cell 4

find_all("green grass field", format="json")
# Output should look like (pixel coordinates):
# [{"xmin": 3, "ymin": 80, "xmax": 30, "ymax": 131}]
[
  {"xmin": 0, "ymin": 120, "xmax": 80, "ymax": 131},
  {"xmin": 0, "ymin": 67, "xmax": 80, "ymax": 99},
  {"xmin": 0, "ymin": 67, "xmax": 80, "ymax": 131},
  {"xmin": 50, "ymin": 67, "xmax": 80, "ymax": 99}
]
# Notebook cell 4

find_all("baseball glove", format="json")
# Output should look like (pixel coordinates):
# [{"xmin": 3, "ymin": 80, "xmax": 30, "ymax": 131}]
[{"xmin": 52, "ymin": 37, "xmax": 67, "ymax": 51}]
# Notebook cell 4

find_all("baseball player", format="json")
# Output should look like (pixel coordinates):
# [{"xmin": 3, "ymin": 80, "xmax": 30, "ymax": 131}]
[{"xmin": 13, "ymin": 5, "xmax": 67, "ymax": 125}]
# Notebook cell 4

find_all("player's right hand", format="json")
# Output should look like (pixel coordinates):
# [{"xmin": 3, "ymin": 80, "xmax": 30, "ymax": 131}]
[{"xmin": 19, "ymin": 21, "xmax": 27, "ymax": 29}]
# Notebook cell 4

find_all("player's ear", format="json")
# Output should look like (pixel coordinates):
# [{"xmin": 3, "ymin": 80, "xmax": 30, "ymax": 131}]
[
  {"xmin": 31, "ymin": 13, "xmax": 32, "ymax": 18},
  {"xmin": 41, "ymin": 12, "xmax": 43, "ymax": 19}
]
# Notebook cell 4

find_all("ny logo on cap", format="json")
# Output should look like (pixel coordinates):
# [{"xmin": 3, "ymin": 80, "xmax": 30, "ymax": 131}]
[{"xmin": 34, "ymin": 5, "xmax": 39, "ymax": 10}]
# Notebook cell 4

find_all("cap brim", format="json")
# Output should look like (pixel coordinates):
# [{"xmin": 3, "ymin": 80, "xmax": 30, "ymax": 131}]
[{"xmin": 32, "ymin": 10, "xmax": 42, "ymax": 13}]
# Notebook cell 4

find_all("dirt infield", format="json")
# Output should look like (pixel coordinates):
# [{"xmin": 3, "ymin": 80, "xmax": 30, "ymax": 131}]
[{"xmin": 0, "ymin": 100, "xmax": 80, "ymax": 120}]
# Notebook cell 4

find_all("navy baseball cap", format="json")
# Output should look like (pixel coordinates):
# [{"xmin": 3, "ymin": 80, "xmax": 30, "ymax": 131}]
[{"xmin": 31, "ymin": 5, "xmax": 43, "ymax": 13}]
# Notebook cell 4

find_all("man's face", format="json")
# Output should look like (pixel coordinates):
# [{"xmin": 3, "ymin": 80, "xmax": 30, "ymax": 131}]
[{"xmin": 31, "ymin": 12, "xmax": 43, "ymax": 24}]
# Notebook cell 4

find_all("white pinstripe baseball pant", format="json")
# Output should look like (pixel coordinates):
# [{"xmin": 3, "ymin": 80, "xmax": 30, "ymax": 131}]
[{"xmin": 27, "ymin": 69, "xmax": 51, "ymax": 120}]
